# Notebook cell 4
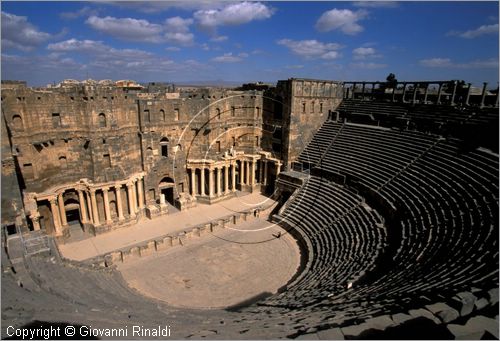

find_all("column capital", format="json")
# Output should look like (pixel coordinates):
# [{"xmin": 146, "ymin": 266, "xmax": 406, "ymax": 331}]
[{"xmin": 30, "ymin": 212, "xmax": 41, "ymax": 220}]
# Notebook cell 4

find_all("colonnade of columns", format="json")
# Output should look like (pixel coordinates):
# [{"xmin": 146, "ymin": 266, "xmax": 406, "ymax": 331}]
[
  {"xmin": 189, "ymin": 162, "xmax": 237, "ymax": 198},
  {"xmin": 187, "ymin": 157, "xmax": 281, "ymax": 199},
  {"xmin": 344, "ymin": 81, "xmax": 499, "ymax": 107},
  {"xmin": 35, "ymin": 176, "xmax": 146, "ymax": 235}
]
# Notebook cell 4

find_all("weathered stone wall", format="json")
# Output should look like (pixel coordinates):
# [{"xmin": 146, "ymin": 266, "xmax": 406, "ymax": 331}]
[
  {"xmin": 277, "ymin": 78, "xmax": 343, "ymax": 169},
  {"xmin": 1, "ymin": 115, "xmax": 26, "ymax": 231},
  {"xmin": 1, "ymin": 85, "xmax": 142, "ymax": 193}
]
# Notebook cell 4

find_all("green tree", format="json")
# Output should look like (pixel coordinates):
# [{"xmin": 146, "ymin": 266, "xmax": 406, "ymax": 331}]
[{"xmin": 386, "ymin": 73, "xmax": 398, "ymax": 88}]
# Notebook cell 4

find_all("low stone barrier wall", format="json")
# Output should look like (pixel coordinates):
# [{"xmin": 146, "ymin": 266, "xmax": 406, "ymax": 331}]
[{"xmin": 84, "ymin": 207, "xmax": 263, "ymax": 267}]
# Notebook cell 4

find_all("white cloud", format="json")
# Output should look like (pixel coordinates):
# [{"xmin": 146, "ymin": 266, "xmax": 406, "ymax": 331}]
[
  {"xmin": 456, "ymin": 24, "xmax": 498, "ymax": 39},
  {"xmin": 164, "ymin": 32, "xmax": 194, "ymax": 46},
  {"xmin": 47, "ymin": 39, "xmax": 152, "ymax": 60},
  {"xmin": 211, "ymin": 52, "xmax": 245, "ymax": 63},
  {"xmin": 164, "ymin": 16, "xmax": 193, "ymax": 32},
  {"xmin": 194, "ymin": 1, "xmax": 274, "ymax": 33},
  {"xmin": 285, "ymin": 64, "xmax": 304, "ymax": 69},
  {"xmin": 315, "ymin": 8, "xmax": 368, "ymax": 35},
  {"xmin": 85, "ymin": 15, "xmax": 196, "ymax": 46},
  {"xmin": 1, "ymin": 11, "xmax": 52, "ymax": 51},
  {"xmin": 352, "ymin": 1, "xmax": 398, "ymax": 8},
  {"xmin": 60, "ymin": 6, "xmax": 98, "ymax": 19},
  {"xmin": 106, "ymin": 1, "xmax": 225, "ymax": 13},
  {"xmin": 419, "ymin": 57, "xmax": 498, "ymax": 69},
  {"xmin": 419, "ymin": 58, "xmax": 452, "ymax": 67},
  {"xmin": 164, "ymin": 17, "xmax": 194, "ymax": 45},
  {"xmin": 277, "ymin": 39, "xmax": 342, "ymax": 60},
  {"xmin": 211, "ymin": 35, "xmax": 228, "ymax": 42},
  {"xmin": 350, "ymin": 62, "xmax": 387, "ymax": 69},
  {"xmin": 352, "ymin": 47, "xmax": 382, "ymax": 60},
  {"xmin": 165, "ymin": 46, "xmax": 181, "ymax": 52},
  {"xmin": 86, "ymin": 16, "xmax": 163, "ymax": 43}
]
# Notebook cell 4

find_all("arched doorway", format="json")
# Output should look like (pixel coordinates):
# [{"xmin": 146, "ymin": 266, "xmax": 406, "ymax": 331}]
[
  {"xmin": 62, "ymin": 190, "xmax": 88, "ymax": 240},
  {"xmin": 159, "ymin": 176, "xmax": 175, "ymax": 206}
]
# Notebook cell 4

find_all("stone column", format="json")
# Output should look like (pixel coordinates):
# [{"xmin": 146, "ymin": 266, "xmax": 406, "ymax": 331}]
[
  {"xmin": 30, "ymin": 212, "xmax": 41, "ymax": 231},
  {"xmin": 450, "ymin": 81, "xmax": 457, "ymax": 105},
  {"xmin": 436, "ymin": 83, "xmax": 443, "ymax": 104},
  {"xmin": 57, "ymin": 193, "xmax": 68, "ymax": 227},
  {"xmin": 246, "ymin": 161, "xmax": 251, "ymax": 185},
  {"xmin": 258, "ymin": 160, "xmax": 263, "ymax": 184},
  {"xmin": 412, "ymin": 83, "xmax": 418, "ymax": 104},
  {"xmin": 209, "ymin": 168, "xmax": 214, "ymax": 197},
  {"xmin": 423, "ymin": 83, "xmax": 429, "ymax": 104},
  {"xmin": 352, "ymin": 83, "xmax": 357, "ymax": 99},
  {"xmin": 480, "ymin": 82, "xmax": 488, "ymax": 108},
  {"xmin": 85, "ymin": 191, "xmax": 93, "ymax": 224},
  {"xmin": 495, "ymin": 84, "xmax": 499, "ymax": 107},
  {"xmin": 190, "ymin": 168, "xmax": 196, "ymax": 195},
  {"xmin": 49, "ymin": 197, "xmax": 62, "ymax": 235},
  {"xmin": 251, "ymin": 160, "xmax": 256, "ymax": 186},
  {"xmin": 138, "ymin": 178, "xmax": 144, "ymax": 209},
  {"xmin": 200, "ymin": 167, "xmax": 206, "ymax": 196},
  {"xmin": 401, "ymin": 83, "xmax": 407, "ymax": 103},
  {"xmin": 216, "ymin": 167, "xmax": 221, "ymax": 196},
  {"xmin": 391, "ymin": 85, "xmax": 396, "ymax": 102},
  {"xmin": 115, "ymin": 185, "xmax": 124, "ymax": 220},
  {"xmin": 224, "ymin": 164, "xmax": 229, "ymax": 194},
  {"xmin": 90, "ymin": 189, "xmax": 100, "ymax": 226},
  {"xmin": 240, "ymin": 161, "xmax": 245, "ymax": 185},
  {"xmin": 77, "ymin": 190, "xmax": 88, "ymax": 223},
  {"xmin": 131, "ymin": 180, "xmax": 138, "ymax": 213},
  {"xmin": 276, "ymin": 161, "xmax": 281, "ymax": 176},
  {"xmin": 263, "ymin": 160, "xmax": 268, "ymax": 185},
  {"xmin": 127, "ymin": 182, "xmax": 136, "ymax": 218},
  {"xmin": 231, "ymin": 163, "xmax": 236, "ymax": 192},
  {"xmin": 361, "ymin": 82, "xmax": 366, "ymax": 99},
  {"xmin": 102, "ymin": 187, "xmax": 112, "ymax": 223},
  {"xmin": 465, "ymin": 83, "xmax": 472, "ymax": 106}
]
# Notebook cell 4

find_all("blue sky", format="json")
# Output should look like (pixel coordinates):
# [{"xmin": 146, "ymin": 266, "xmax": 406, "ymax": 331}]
[{"xmin": 1, "ymin": 1, "xmax": 499, "ymax": 86}]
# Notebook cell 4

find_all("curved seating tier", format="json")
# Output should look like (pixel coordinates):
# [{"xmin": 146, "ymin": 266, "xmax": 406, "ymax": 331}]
[
  {"xmin": 267, "ymin": 176, "xmax": 386, "ymax": 307},
  {"xmin": 269, "ymin": 119, "xmax": 498, "ymax": 323}
]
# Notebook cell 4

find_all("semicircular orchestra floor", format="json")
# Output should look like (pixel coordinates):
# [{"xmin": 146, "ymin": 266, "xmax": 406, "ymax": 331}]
[{"xmin": 117, "ymin": 217, "xmax": 301, "ymax": 309}]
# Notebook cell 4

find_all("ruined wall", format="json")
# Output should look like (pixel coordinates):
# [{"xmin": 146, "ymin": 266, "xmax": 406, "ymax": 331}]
[
  {"xmin": 1, "ymin": 85, "xmax": 142, "ymax": 193},
  {"xmin": 1, "ymin": 114, "xmax": 26, "ymax": 231},
  {"xmin": 277, "ymin": 78, "xmax": 343, "ymax": 169}
]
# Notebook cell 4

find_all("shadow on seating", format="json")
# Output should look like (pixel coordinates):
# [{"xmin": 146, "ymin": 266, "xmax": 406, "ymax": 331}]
[
  {"xmin": 353, "ymin": 317, "xmax": 454, "ymax": 340},
  {"xmin": 225, "ymin": 292, "xmax": 273, "ymax": 312}
]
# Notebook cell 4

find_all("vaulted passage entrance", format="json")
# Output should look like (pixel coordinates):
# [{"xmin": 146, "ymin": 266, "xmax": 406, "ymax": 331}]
[{"xmin": 159, "ymin": 177, "xmax": 175, "ymax": 206}]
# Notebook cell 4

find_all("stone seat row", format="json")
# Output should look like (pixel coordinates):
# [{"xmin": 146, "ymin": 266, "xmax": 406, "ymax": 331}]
[
  {"xmin": 339, "ymin": 99, "xmax": 498, "ymax": 127},
  {"xmin": 278, "ymin": 118, "xmax": 498, "ymax": 323},
  {"xmin": 265, "ymin": 176, "xmax": 386, "ymax": 306}
]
